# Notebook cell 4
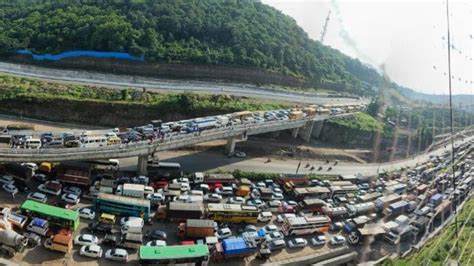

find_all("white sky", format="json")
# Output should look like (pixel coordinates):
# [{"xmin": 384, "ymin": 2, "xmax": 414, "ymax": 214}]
[{"xmin": 262, "ymin": 0, "xmax": 473, "ymax": 95}]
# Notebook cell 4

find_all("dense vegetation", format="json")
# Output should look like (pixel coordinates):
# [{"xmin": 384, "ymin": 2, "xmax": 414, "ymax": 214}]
[
  {"xmin": 327, "ymin": 112, "xmax": 383, "ymax": 133},
  {"xmin": 0, "ymin": 0, "xmax": 382, "ymax": 96}
]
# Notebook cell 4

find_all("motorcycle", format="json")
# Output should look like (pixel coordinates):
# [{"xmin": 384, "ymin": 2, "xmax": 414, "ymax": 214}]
[
  {"xmin": 305, "ymin": 163, "xmax": 310, "ymax": 168},
  {"xmin": 309, "ymin": 166, "xmax": 315, "ymax": 171},
  {"xmin": 328, "ymin": 167, "xmax": 332, "ymax": 171},
  {"xmin": 326, "ymin": 160, "xmax": 330, "ymax": 164},
  {"xmin": 318, "ymin": 166, "xmax": 323, "ymax": 171}
]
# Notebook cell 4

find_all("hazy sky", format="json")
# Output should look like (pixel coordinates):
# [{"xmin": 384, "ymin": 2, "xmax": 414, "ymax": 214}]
[{"xmin": 262, "ymin": 0, "xmax": 473, "ymax": 95}]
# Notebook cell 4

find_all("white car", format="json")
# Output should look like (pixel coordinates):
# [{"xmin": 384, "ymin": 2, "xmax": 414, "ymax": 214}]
[
  {"xmin": 204, "ymin": 193, "xmax": 222, "ymax": 203},
  {"xmin": 61, "ymin": 193, "xmax": 80, "ymax": 204},
  {"xmin": 146, "ymin": 240, "xmax": 167, "ymax": 246},
  {"xmin": 0, "ymin": 175, "xmax": 14, "ymax": 185},
  {"xmin": 63, "ymin": 186, "xmax": 82, "ymax": 195},
  {"xmin": 277, "ymin": 213, "xmax": 296, "ymax": 223},
  {"xmin": 265, "ymin": 231, "xmax": 284, "ymax": 242},
  {"xmin": 3, "ymin": 184, "xmax": 19, "ymax": 195},
  {"xmin": 330, "ymin": 236, "xmax": 346, "ymax": 245},
  {"xmin": 21, "ymin": 162, "xmax": 38, "ymax": 170},
  {"xmin": 172, "ymin": 177, "xmax": 189, "ymax": 184},
  {"xmin": 215, "ymin": 228, "xmax": 232, "ymax": 240},
  {"xmin": 27, "ymin": 192, "xmax": 48, "ymax": 203},
  {"xmin": 215, "ymin": 186, "xmax": 233, "ymax": 196},
  {"xmin": 105, "ymin": 248, "xmax": 128, "ymax": 262},
  {"xmin": 311, "ymin": 235, "xmax": 327, "ymax": 246},
  {"xmin": 272, "ymin": 187, "xmax": 283, "ymax": 194},
  {"xmin": 288, "ymin": 238, "xmax": 308, "ymax": 248},
  {"xmin": 272, "ymin": 193, "xmax": 284, "ymax": 200},
  {"xmin": 264, "ymin": 224, "xmax": 279, "ymax": 232},
  {"xmin": 228, "ymin": 196, "xmax": 245, "ymax": 204},
  {"xmin": 78, "ymin": 207, "xmax": 96, "ymax": 220},
  {"xmin": 80, "ymin": 244, "xmax": 103, "ymax": 258},
  {"xmin": 180, "ymin": 183, "xmax": 191, "ymax": 192},
  {"xmin": 33, "ymin": 173, "xmax": 47, "ymax": 182},
  {"xmin": 74, "ymin": 234, "xmax": 98, "ymax": 246},
  {"xmin": 147, "ymin": 193, "xmax": 165, "ymax": 203}
]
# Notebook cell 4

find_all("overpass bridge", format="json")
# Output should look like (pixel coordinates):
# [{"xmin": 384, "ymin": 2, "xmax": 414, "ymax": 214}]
[{"xmin": 0, "ymin": 113, "xmax": 347, "ymax": 174}]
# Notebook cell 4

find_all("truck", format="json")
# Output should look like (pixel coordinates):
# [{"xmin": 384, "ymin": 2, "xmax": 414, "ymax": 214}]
[
  {"xmin": 120, "ymin": 184, "xmax": 145, "ymax": 198},
  {"xmin": 215, "ymin": 116, "xmax": 230, "ymax": 126},
  {"xmin": 44, "ymin": 229, "xmax": 73, "ymax": 253},
  {"xmin": 194, "ymin": 173, "xmax": 236, "ymax": 185},
  {"xmin": 0, "ymin": 229, "xmax": 28, "ymax": 257},
  {"xmin": 375, "ymin": 194, "xmax": 403, "ymax": 212},
  {"xmin": 177, "ymin": 219, "xmax": 214, "ymax": 238},
  {"xmin": 411, "ymin": 216, "xmax": 430, "ymax": 237},
  {"xmin": 346, "ymin": 202, "xmax": 375, "ymax": 217},
  {"xmin": 428, "ymin": 193, "xmax": 443, "ymax": 208},
  {"xmin": 212, "ymin": 237, "xmax": 257, "ymax": 262},
  {"xmin": 321, "ymin": 206, "xmax": 348, "ymax": 219},
  {"xmin": 58, "ymin": 169, "xmax": 91, "ymax": 186},
  {"xmin": 118, "ymin": 233, "xmax": 143, "ymax": 250},
  {"xmin": 257, "ymin": 187, "xmax": 273, "ymax": 201},
  {"xmin": 99, "ymin": 179, "xmax": 116, "ymax": 194},
  {"xmin": 297, "ymin": 198, "xmax": 326, "ymax": 213},
  {"xmin": 385, "ymin": 201, "xmax": 410, "ymax": 217},
  {"xmin": 384, "ymin": 225, "xmax": 414, "ymax": 245},
  {"xmin": 155, "ymin": 202, "xmax": 204, "ymax": 221},
  {"xmin": 276, "ymin": 174, "xmax": 309, "ymax": 192},
  {"xmin": 38, "ymin": 162, "xmax": 53, "ymax": 173}
]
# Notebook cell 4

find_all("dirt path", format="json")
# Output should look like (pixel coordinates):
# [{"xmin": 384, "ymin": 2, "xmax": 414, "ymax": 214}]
[{"xmin": 0, "ymin": 114, "xmax": 105, "ymax": 132}]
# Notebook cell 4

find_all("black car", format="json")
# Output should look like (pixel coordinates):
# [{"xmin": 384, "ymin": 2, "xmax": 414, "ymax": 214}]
[
  {"xmin": 145, "ymin": 230, "xmax": 167, "ymax": 241},
  {"xmin": 102, "ymin": 234, "xmax": 118, "ymax": 247},
  {"xmin": 88, "ymin": 222, "xmax": 113, "ymax": 234}
]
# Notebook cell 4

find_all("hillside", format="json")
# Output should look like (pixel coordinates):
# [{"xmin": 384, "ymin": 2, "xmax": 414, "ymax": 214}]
[{"xmin": 0, "ymin": 0, "xmax": 382, "ymax": 96}]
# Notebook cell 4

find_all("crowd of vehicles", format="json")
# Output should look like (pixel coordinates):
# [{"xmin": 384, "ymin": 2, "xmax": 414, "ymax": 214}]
[
  {"xmin": 5, "ymin": 104, "xmax": 364, "ymax": 150},
  {"xmin": 0, "ymin": 140, "xmax": 470, "ymax": 264}
]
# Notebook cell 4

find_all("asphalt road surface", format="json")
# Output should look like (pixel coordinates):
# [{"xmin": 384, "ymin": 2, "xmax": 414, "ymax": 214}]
[
  {"xmin": 0, "ymin": 61, "xmax": 365, "ymax": 105},
  {"xmin": 120, "ymin": 135, "xmax": 473, "ymax": 176}
]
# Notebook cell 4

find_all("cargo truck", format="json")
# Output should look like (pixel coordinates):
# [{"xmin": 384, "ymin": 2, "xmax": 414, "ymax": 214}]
[
  {"xmin": 276, "ymin": 174, "xmax": 309, "ymax": 192},
  {"xmin": 346, "ymin": 202, "xmax": 375, "ymax": 217},
  {"xmin": 385, "ymin": 201, "xmax": 410, "ymax": 217},
  {"xmin": 119, "ymin": 184, "xmax": 145, "ymax": 198},
  {"xmin": 194, "ymin": 173, "xmax": 236, "ymax": 185},
  {"xmin": 0, "ymin": 229, "xmax": 28, "ymax": 257},
  {"xmin": 321, "ymin": 206, "xmax": 348, "ymax": 219},
  {"xmin": 155, "ymin": 202, "xmax": 204, "ymax": 221},
  {"xmin": 43, "ymin": 230, "xmax": 73, "ymax": 253},
  {"xmin": 178, "ymin": 219, "xmax": 214, "ymax": 238},
  {"xmin": 428, "ymin": 193, "xmax": 443, "ymax": 208},
  {"xmin": 212, "ymin": 237, "xmax": 257, "ymax": 262},
  {"xmin": 375, "ymin": 194, "xmax": 403, "ymax": 212}
]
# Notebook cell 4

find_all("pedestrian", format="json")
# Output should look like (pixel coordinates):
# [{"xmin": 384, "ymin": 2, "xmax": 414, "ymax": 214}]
[{"xmin": 11, "ymin": 193, "xmax": 15, "ymax": 200}]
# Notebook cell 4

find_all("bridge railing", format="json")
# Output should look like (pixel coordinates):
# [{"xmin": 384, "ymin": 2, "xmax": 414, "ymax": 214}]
[{"xmin": 0, "ymin": 117, "xmax": 315, "ymax": 156}]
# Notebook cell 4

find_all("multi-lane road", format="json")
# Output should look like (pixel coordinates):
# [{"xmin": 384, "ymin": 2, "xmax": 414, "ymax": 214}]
[{"xmin": 0, "ymin": 61, "xmax": 366, "ymax": 105}]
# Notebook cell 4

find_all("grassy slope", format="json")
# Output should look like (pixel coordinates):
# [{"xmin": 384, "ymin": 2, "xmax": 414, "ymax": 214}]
[{"xmin": 327, "ymin": 112, "xmax": 383, "ymax": 132}]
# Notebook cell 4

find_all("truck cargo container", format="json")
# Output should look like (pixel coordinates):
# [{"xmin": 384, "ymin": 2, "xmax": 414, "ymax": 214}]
[
  {"xmin": 293, "ymin": 187, "xmax": 331, "ymax": 200},
  {"xmin": 194, "ymin": 173, "xmax": 236, "ymax": 185},
  {"xmin": 296, "ymin": 198, "xmax": 326, "ymax": 213},
  {"xmin": 384, "ymin": 225, "xmax": 414, "ymax": 245},
  {"xmin": 155, "ymin": 202, "xmax": 204, "ymax": 221},
  {"xmin": 178, "ymin": 219, "xmax": 214, "ymax": 238},
  {"xmin": 321, "ymin": 206, "xmax": 348, "ymax": 219},
  {"xmin": 385, "ymin": 201, "xmax": 410, "ymax": 217},
  {"xmin": 58, "ymin": 169, "xmax": 91, "ymax": 186},
  {"xmin": 428, "ymin": 193, "xmax": 443, "ymax": 208},
  {"xmin": 43, "ymin": 230, "xmax": 72, "ymax": 253},
  {"xmin": 411, "ymin": 216, "xmax": 430, "ymax": 237},
  {"xmin": 346, "ymin": 202, "xmax": 375, "ymax": 217},
  {"xmin": 375, "ymin": 194, "xmax": 403, "ymax": 212},
  {"xmin": 257, "ymin": 187, "xmax": 273, "ymax": 201},
  {"xmin": 212, "ymin": 237, "xmax": 257, "ymax": 262},
  {"xmin": 99, "ymin": 179, "xmax": 116, "ymax": 194},
  {"xmin": 121, "ymin": 184, "xmax": 145, "ymax": 198},
  {"xmin": 276, "ymin": 174, "xmax": 309, "ymax": 192}
]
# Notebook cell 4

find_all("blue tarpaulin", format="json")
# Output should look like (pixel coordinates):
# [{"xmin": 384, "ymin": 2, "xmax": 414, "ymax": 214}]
[
  {"xmin": 32, "ymin": 218, "xmax": 47, "ymax": 227},
  {"xmin": 16, "ymin": 49, "xmax": 144, "ymax": 62},
  {"xmin": 222, "ymin": 238, "xmax": 255, "ymax": 256}
]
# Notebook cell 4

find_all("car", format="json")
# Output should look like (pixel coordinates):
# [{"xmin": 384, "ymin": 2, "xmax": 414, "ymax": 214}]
[
  {"xmin": 74, "ymin": 234, "xmax": 99, "ymax": 246},
  {"xmin": 264, "ymin": 224, "xmax": 279, "ymax": 232},
  {"xmin": 180, "ymin": 183, "xmax": 191, "ymax": 192},
  {"xmin": 21, "ymin": 162, "xmax": 38, "ymax": 171},
  {"xmin": 80, "ymin": 244, "xmax": 103, "ymax": 258},
  {"xmin": 97, "ymin": 235, "xmax": 117, "ymax": 248},
  {"xmin": 63, "ymin": 186, "xmax": 82, "ymax": 195},
  {"xmin": 277, "ymin": 213, "xmax": 296, "ymax": 223},
  {"xmin": 330, "ymin": 236, "xmax": 346, "ymax": 245},
  {"xmin": 272, "ymin": 193, "xmax": 284, "ymax": 200},
  {"xmin": 215, "ymin": 186, "xmax": 233, "ymax": 196},
  {"xmin": 228, "ymin": 196, "xmax": 245, "ymax": 204},
  {"xmin": 215, "ymin": 227, "xmax": 232, "ymax": 240},
  {"xmin": 310, "ymin": 235, "xmax": 327, "ymax": 245},
  {"xmin": 235, "ymin": 151, "xmax": 247, "ymax": 158},
  {"xmin": 238, "ymin": 224, "xmax": 258, "ymax": 234},
  {"xmin": 3, "ymin": 183, "xmax": 19, "ymax": 195},
  {"xmin": 147, "ymin": 193, "xmax": 165, "ymax": 204},
  {"xmin": 78, "ymin": 207, "xmax": 96, "ymax": 220},
  {"xmin": 0, "ymin": 175, "xmax": 14, "ymax": 185},
  {"xmin": 268, "ymin": 239, "xmax": 286, "ymax": 251},
  {"xmin": 256, "ymin": 182, "xmax": 266, "ymax": 188},
  {"xmin": 267, "ymin": 200, "xmax": 282, "ymax": 208},
  {"xmin": 145, "ymin": 230, "xmax": 167, "ymax": 241},
  {"xmin": 284, "ymin": 200, "xmax": 298, "ymax": 207},
  {"xmin": 246, "ymin": 199, "xmax": 265, "ymax": 208},
  {"xmin": 23, "ymin": 232, "xmax": 41, "ymax": 248},
  {"xmin": 272, "ymin": 187, "xmax": 283, "ymax": 194},
  {"xmin": 88, "ymin": 222, "xmax": 113, "ymax": 234},
  {"xmin": 27, "ymin": 192, "xmax": 48, "ymax": 203},
  {"xmin": 204, "ymin": 193, "xmax": 223, "ymax": 203},
  {"xmin": 265, "ymin": 231, "xmax": 284, "ymax": 242},
  {"xmin": 146, "ymin": 240, "xmax": 167, "ymax": 247},
  {"xmin": 61, "ymin": 193, "xmax": 80, "ymax": 204},
  {"xmin": 329, "ymin": 222, "xmax": 344, "ymax": 232},
  {"xmin": 33, "ymin": 173, "xmax": 47, "ymax": 182},
  {"xmin": 37, "ymin": 181, "xmax": 61, "ymax": 196},
  {"xmin": 120, "ymin": 217, "xmax": 144, "ymax": 226},
  {"xmin": 105, "ymin": 248, "xmax": 128, "ymax": 262},
  {"xmin": 288, "ymin": 238, "xmax": 308, "ymax": 248},
  {"xmin": 172, "ymin": 177, "xmax": 189, "ymax": 184}
]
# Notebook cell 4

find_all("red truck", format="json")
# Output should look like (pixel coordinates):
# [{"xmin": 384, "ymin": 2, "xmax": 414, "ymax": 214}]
[{"xmin": 177, "ymin": 219, "xmax": 214, "ymax": 239}]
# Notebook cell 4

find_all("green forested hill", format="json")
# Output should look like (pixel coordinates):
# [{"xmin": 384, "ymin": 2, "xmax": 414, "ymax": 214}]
[{"xmin": 0, "ymin": 0, "xmax": 383, "ymax": 95}]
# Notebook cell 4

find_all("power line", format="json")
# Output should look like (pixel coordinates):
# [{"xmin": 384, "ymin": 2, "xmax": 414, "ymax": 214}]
[{"xmin": 320, "ymin": 10, "xmax": 331, "ymax": 43}]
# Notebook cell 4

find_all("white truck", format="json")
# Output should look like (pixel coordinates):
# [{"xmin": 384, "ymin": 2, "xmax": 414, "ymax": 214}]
[
  {"xmin": 384, "ymin": 215, "xmax": 412, "ymax": 245},
  {"xmin": 119, "ymin": 184, "xmax": 145, "ymax": 198},
  {"xmin": 0, "ymin": 229, "xmax": 28, "ymax": 257},
  {"xmin": 121, "ymin": 219, "xmax": 144, "ymax": 234}
]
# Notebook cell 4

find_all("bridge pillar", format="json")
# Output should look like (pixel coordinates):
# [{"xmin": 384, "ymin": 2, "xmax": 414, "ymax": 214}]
[
  {"xmin": 225, "ymin": 137, "xmax": 237, "ymax": 155},
  {"xmin": 298, "ymin": 121, "xmax": 315, "ymax": 142},
  {"xmin": 137, "ymin": 155, "xmax": 148, "ymax": 176},
  {"xmin": 291, "ymin": 128, "xmax": 300, "ymax": 138}
]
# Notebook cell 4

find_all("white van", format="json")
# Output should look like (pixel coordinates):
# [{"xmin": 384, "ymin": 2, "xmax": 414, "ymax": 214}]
[
  {"xmin": 277, "ymin": 213, "xmax": 296, "ymax": 223},
  {"xmin": 144, "ymin": 186, "xmax": 154, "ymax": 198},
  {"xmin": 80, "ymin": 136, "xmax": 107, "ymax": 148},
  {"xmin": 121, "ymin": 219, "xmax": 144, "ymax": 234},
  {"xmin": 27, "ymin": 218, "xmax": 49, "ymax": 236},
  {"xmin": 25, "ymin": 138, "xmax": 42, "ymax": 149},
  {"xmin": 257, "ymin": 211, "xmax": 273, "ymax": 223}
]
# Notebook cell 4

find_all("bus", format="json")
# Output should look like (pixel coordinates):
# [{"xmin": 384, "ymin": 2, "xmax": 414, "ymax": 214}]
[
  {"xmin": 20, "ymin": 200, "xmax": 80, "ymax": 231},
  {"xmin": 147, "ymin": 161, "xmax": 182, "ymax": 179},
  {"xmin": 330, "ymin": 185, "xmax": 358, "ymax": 198},
  {"xmin": 293, "ymin": 187, "xmax": 331, "ymax": 200},
  {"xmin": 94, "ymin": 193, "xmax": 151, "ymax": 220},
  {"xmin": 139, "ymin": 245, "xmax": 210, "ymax": 265},
  {"xmin": 281, "ymin": 215, "xmax": 331, "ymax": 236},
  {"xmin": 207, "ymin": 204, "xmax": 259, "ymax": 224}
]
